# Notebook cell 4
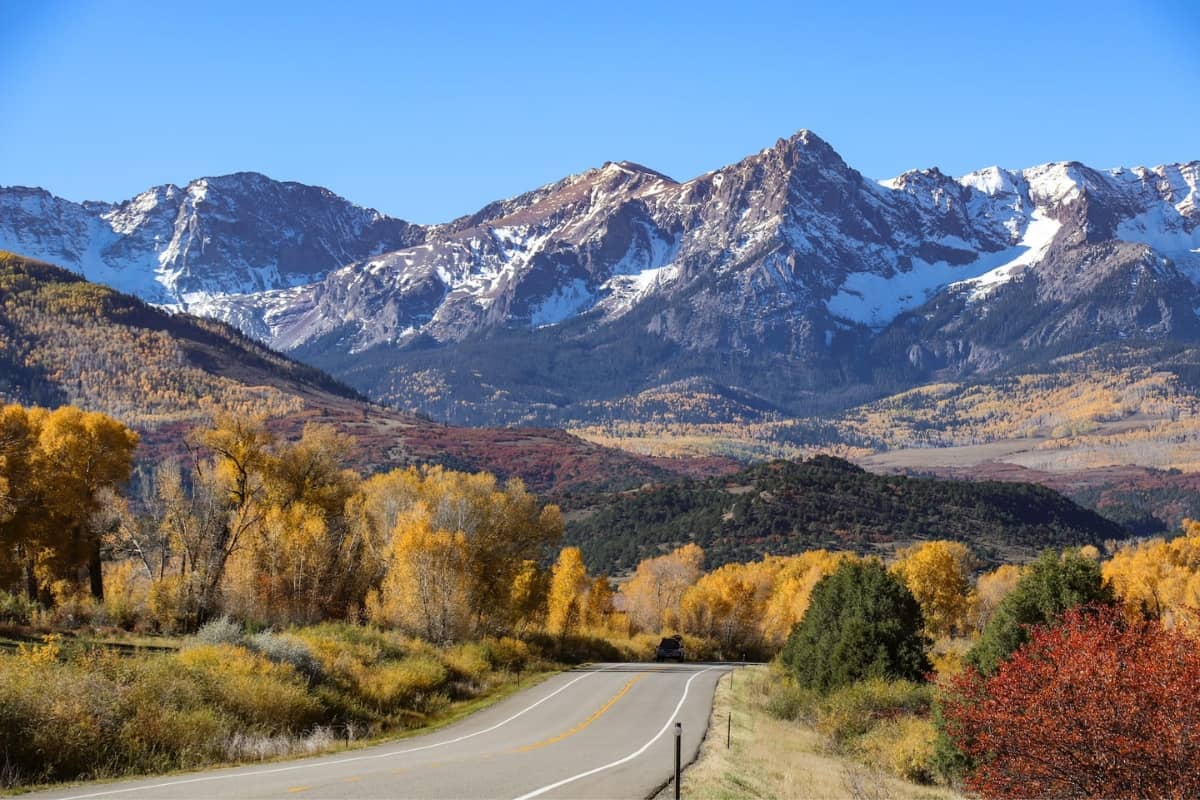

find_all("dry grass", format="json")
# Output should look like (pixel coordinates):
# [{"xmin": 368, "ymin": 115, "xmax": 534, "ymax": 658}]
[{"xmin": 675, "ymin": 666, "xmax": 960, "ymax": 800}]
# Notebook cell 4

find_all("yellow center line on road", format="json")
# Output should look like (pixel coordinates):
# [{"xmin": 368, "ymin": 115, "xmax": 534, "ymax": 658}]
[
  {"xmin": 343, "ymin": 776, "xmax": 362, "ymax": 783},
  {"xmin": 513, "ymin": 674, "xmax": 645, "ymax": 753},
  {"xmin": 286, "ymin": 787, "xmax": 311, "ymax": 794}
]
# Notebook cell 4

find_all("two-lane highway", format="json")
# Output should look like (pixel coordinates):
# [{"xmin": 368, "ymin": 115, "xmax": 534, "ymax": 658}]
[{"xmin": 28, "ymin": 663, "xmax": 729, "ymax": 800}]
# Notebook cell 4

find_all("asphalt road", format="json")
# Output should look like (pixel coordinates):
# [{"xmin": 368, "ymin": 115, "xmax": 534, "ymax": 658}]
[{"xmin": 29, "ymin": 662, "xmax": 729, "ymax": 800}]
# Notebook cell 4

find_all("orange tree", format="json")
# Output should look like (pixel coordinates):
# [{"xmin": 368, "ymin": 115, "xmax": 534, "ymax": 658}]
[{"xmin": 940, "ymin": 604, "xmax": 1200, "ymax": 799}]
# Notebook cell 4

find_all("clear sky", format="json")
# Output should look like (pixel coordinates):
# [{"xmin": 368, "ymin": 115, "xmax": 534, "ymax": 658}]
[{"xmin": 1, "ymin": 0, "xmax": 1197, "ymax": 223}]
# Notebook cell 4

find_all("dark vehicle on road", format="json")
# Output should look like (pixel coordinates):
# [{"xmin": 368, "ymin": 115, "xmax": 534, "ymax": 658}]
[{"xmin": 655, "ymin": 635, "xmax": 685, "ymax": 662}]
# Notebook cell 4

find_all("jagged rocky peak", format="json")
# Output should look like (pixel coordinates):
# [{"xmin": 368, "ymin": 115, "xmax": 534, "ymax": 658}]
[{"xmin": 0, "ymin": 172, "xmax": 425, "ymax": 304}]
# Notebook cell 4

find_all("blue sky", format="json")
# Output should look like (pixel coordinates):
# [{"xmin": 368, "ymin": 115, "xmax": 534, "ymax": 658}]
[{"xmin": 1, "ymin": 0, "xmax": 1196, "ymax": 223}]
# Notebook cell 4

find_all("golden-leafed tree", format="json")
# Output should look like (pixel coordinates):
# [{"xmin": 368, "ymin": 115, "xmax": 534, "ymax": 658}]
[
  {"xmin": 0, "ymin": 404, "xmax": 36, "ymax": 588},
  {"xmin": 546, "ymin": 546, "xmax": 588, "ymax": 636},
  {"xmin": 36, "ymin": 406, "xmax": 138, "ymax": 598},
  {"xmin": 583, "ymin": 576, "xmax": 615, "ymax": 629},
  {"xmin": 510, "ymin": 559, "xmax": 549, "ymax": 631},
  {"xmin": 620, "ymin": 543, "xmax": 704, "ymax": 633},
  {"xmin": 260, "ymin": 424, "xmax": 361, "ymax": 619},
  {"xmin": 0, "ymin": 405, "xmax": 137, "ymax": 601},
  {"xmin": 263, "ymin": 423, "xmax": 358, "ymax": 517},
  {"xmin": 891, "ymin": 540, "xmax": 976, "ymax": 638},
  {"xmin": 760, "ymin": 550, "xmax": 852, "ymax": 646},
  {"xmin": 971, "ymin": 563, "xmax": 1024, "ymax": 634},
  {"xmin": 420, "ymin": 468, "xmax": 562, "ymax": 632},
  {"xmin": 344, "ymin": 468, "xmax": 425, "ymax": 606},
  {"xmin": 350, "ymin": 465, "xmax": 561, "ymax": 635},
  {"xmin": 226, "ymin": 502, "xmax": 333, "ymax": 625},
  {"xmin": 681, "ymin": 560, "xmax": 772, "ymax": 654},
  {"xmin": 1103, "ymin": 521, "xmax": 1200, "ymax": 628},
  {"xmin": 368, "ymin": 505, "xmax": 470, "ymax": 643}
]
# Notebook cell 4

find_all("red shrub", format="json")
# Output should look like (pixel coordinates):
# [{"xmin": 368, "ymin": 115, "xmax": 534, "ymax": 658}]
[{"xmin": 941, "ymin": 605, "xmax": 1200, "ymax": 799}]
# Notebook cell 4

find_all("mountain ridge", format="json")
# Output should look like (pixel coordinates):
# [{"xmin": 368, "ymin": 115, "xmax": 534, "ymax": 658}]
[{"xmin": 2, "ymin": 131, "xmax": 1196, "ymax": 432}]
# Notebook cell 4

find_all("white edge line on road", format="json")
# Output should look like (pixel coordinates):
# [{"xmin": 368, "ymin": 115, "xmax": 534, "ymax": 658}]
[
  {"xmin": 511, "ymin": 665, "xmax": 721, "ymax": 800},
  {"xmin": 56, "ymin": 664, "xmax": 619, "ymax": 800}
]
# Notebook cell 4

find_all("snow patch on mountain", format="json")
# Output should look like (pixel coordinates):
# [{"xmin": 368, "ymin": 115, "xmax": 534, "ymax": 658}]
[
  {"xmin": 828, "ymin": 209, "xmax": 1064, "ymax": 325},
  {"xmin": 952, "ymin": 210, "xmax": 1062, "ymax": 300},
  {"xmin": 532, "ymin": 279, "xmax": 594, "ymax": 327},
  {"xmin": 601, "ymin": 264, "xmax": 680, "ymax": 317}
]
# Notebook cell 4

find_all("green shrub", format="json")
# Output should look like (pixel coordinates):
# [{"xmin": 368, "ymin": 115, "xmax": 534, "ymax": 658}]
[
  {"xmin": 967, "ymin": 548, "xmax": 1113, "ymax": 675},
  {"xmin": 764, "ymin": 679, "xmax": 818, "ymax": 723},
  {"xmin": 782, "ymin": 559, "xmax": 931, "ymax": 692},
  {"xmin": 0, "ymin": 590, "xmax": 39, "ymax": 625}
]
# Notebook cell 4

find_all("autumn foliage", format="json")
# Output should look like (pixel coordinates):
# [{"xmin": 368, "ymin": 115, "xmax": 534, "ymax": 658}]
[{"xmin": 941, "ymin": 604, "xmax": 1200, "ymax": 799}]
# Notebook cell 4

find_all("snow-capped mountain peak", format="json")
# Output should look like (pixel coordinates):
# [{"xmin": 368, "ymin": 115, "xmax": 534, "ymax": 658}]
[{"xmin": 0, "ymin": 172, "xmax": 425, "ymax": 304}]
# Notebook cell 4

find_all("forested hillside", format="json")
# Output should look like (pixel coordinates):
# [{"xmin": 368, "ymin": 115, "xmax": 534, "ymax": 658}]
[
  {"xmin": 565, "ymin": 456, "xmax": 1130, "ymax": 572},
  {"xmin": 0, "ymin": 251, "xmax": 733, "ymax": 494}
]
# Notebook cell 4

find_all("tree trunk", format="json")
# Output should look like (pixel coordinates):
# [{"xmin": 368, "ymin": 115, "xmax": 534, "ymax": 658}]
[
  {"xmin": 88, "ymin": 539, "xmax": 105, "ymax": 601},
  {"xmin": 24, "ymin": 558, "xmax": 38, "ymax": 602}
]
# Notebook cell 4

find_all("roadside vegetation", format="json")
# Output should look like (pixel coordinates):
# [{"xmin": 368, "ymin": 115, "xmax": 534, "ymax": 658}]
[
  {"xmin": 0, "ymin": 623, "xmax": 549, "ymax": 788},
  {"xmin": 679, "ymin": 666, "xmax": 958, "ymax": 800}
]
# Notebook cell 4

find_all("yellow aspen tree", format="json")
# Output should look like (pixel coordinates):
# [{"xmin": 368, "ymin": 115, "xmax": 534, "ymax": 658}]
[
  {"xmin": 230, "ymin": 502, "xmax": 331, "ymax": 625},
  {"xmin": 583, "ymin": 575, "xmax": 615, "ymax": 630},
  {"xmin": 891, "ymin": 540, "xmax": 976, "ymax": 638},
  {"xmin": 971, "ymin": 563, "xmax": 1023, "ymax": 633},
  {"xmin": 681, "ymin": 561, "xmax": 769, "ymax": 653},
  {"xmin": 1103, "ymin": 525, "xmax": 1200, "ymax": 627},
  {"xmin": 0, "ymin": 405, "xmax": 36, "ymax": 588},
  {"xmin": 510, "ymin": 559, "xmax": 549, "ymax": 631},
  {"xmin": 760, "ymin": 550, "xmax": 851, "ymax": 646},
  {"xmin": 263, "ymin": 424, "xmax": 357, "ymax": 517},
  {"xmin": 262, "ymin": 424, "xmax": 362, "ymax": 618},
  {"xmin": 619, "ymin": 544, "xmax": 704, "ymax": 633},
  {"xmin": 345, "ymin": 468, "xmax": 425, "ymax": 601},
  {"xmin": 179, "ymin": 413, "xmax": 274, "ymax": 625},
  {"xmin": 28, "ymin": 406, "xmax": 138, "ymax": 600},
  {"xmin": 355, "ymin": 466, "xmax": 561, "ymax": 635},
  {"xmin": 546, "ymin": 547, "xmax": 588, "ymax": 636},
  {"xmin": 371, "ymin": 506, "xmax": 470, "ymax": 643}
]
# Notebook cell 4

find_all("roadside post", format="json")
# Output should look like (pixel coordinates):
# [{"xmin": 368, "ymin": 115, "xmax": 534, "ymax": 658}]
[
  {"xmin": 674, "ymin": 721, "xmax": 682, "ymax": 799},
  {"xmin": 727, "ymin": 714, "xmax": 731, "ymax": 749}
]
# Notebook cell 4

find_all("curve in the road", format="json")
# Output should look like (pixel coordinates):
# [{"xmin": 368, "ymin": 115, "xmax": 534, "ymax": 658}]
[{"xmin": 512, "ymin": 665, "xmax": 718, "ymax": 800}]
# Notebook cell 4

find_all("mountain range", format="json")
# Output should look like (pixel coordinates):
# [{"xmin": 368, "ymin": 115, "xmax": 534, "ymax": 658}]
[{"xmin": 2, "ymin": 130, "xmax": 1197, "ymax": 432}]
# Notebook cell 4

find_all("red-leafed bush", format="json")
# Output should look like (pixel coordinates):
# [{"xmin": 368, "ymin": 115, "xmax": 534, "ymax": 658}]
[{"xmin": 940, "ymin": 605, "xmax": 1200, "ymax": 799}]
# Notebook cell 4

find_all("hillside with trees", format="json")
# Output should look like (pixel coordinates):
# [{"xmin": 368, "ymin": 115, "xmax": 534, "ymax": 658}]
[
  {"xmin": 565, "ymin": 455, "xmax": 1130, "ymax": 573},
  {"xmin": 0, "ymin": 251, "xmax": 732, "ymax": 495}
]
